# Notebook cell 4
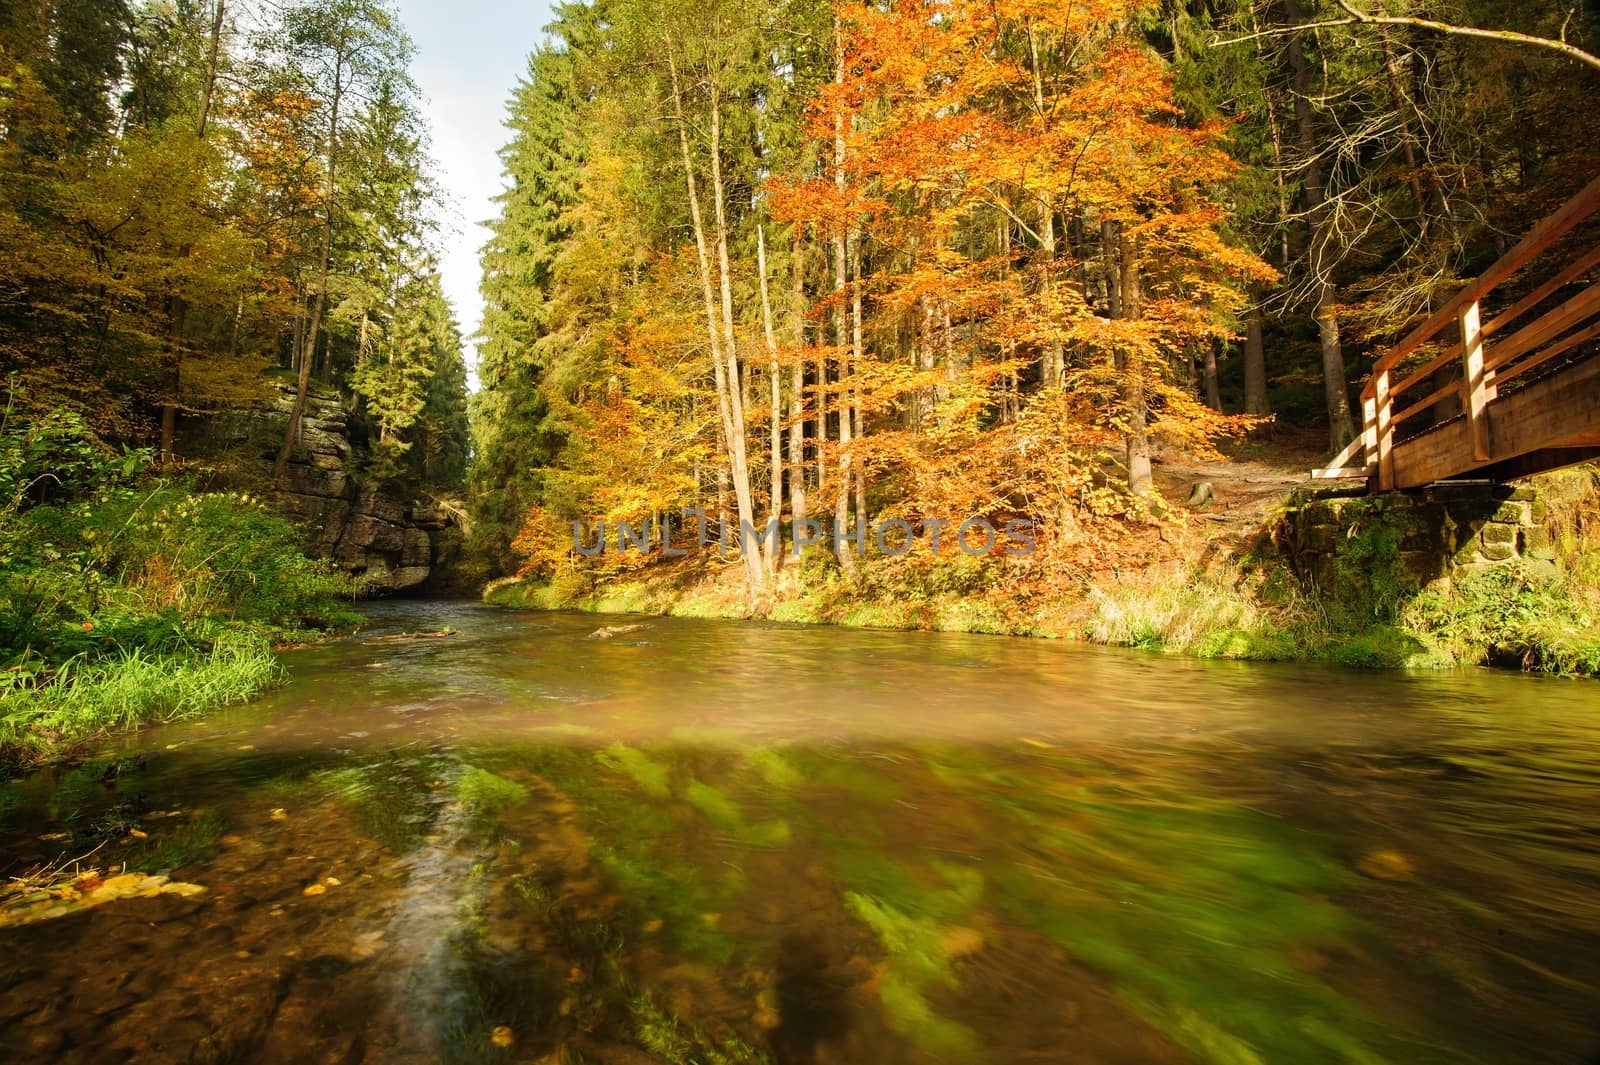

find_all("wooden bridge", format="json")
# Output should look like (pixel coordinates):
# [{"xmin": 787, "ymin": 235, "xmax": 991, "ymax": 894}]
[{"xmin": 1317, "ymin": 174, "xmax": 1600, "ymax": 491}]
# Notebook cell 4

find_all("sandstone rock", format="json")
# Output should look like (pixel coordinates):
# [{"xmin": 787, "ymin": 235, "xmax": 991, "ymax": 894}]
[{"xmin": 401, "ymin": 528, "xmax": 432, "ymax": 567}]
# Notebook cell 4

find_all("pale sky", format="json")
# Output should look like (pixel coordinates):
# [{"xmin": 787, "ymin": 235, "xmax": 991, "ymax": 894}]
[{"xmin": 395, "ymin": 1, "xmax": 556, "ymax": 387}]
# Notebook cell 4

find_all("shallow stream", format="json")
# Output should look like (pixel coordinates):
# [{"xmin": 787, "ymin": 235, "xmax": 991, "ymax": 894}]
[{"xmin": 3, "ymin": 603, "xmax": 1599, "ymax": 1064}]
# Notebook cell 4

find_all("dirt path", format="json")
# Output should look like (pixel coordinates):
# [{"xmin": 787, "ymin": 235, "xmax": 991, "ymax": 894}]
[{"xmin": 1153, "ymin": 429, "xmax": 1331, "ymax": 555}]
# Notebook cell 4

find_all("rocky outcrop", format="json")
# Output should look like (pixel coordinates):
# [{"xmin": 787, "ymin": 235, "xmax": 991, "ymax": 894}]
[
  {"xmin": 1276, "ymin": 481, "xmax": 1552, "ymax": 597},
  {"xmin": 206, "ymin": 384, "xmax": 461, "ymax": 594}
]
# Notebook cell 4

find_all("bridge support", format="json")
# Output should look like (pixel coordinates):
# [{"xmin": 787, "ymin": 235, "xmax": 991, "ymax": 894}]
[{"xmin": 1276, "ymin": 481, "xmax": 1558, "ymax": 602}]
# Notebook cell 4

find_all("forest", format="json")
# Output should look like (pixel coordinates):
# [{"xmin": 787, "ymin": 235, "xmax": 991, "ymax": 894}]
[
  {"xmin": 473, "ymin": 0, "xmax": 1599, "ymax": 656},
  {"xmin": 0, "ymin": 0, "xmax": 468, "ymax": 760},
  {"xmin": 1, "ymin": 0, "xmax": 1598, "ymax": 761}
]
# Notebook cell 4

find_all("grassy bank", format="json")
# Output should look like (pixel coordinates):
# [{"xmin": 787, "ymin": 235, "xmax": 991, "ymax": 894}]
[
  {"xmin": 0, "ymin": 403, "xmax": 359, "ymax": 768},
  {"xmin": 486, "ymin": 470, "xmax": 1600, "ymax": 677}
]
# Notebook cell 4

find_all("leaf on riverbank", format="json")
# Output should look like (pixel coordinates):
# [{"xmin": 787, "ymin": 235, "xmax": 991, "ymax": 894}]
[{"xmin": 0, "ymin": 867, "xmax": 207, "ymax": 927}]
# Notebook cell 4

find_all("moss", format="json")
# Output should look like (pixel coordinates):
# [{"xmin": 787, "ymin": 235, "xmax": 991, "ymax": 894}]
[
  {"xmin": 309, "ymin": 754, "xmax": 446, "ymax": 852},
  {"xmin": 132, "ymin": 808, "xmax": 224, "ymax": 872},
  {"xmin": 596, "ymin": 743, "xmax": 672, "ymax": 798},
  {"xmin": 838, "ymin": 860, "xmax": 985, "ymax": 1059},
  {"xmin": 456, "ymin": 766, "xmax": 529, "ymax": 812}
]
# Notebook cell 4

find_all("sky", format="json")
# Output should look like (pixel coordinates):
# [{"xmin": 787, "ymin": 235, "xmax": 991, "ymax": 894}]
[{"xmin": 394, "ymin": 0, "xmax": 556, "ymax": 388}]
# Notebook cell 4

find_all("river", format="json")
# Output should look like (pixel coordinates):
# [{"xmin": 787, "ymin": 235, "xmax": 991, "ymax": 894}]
[{"xmin": 2, "ymin": 602, "xmax": 1599, "ymax": 1064}]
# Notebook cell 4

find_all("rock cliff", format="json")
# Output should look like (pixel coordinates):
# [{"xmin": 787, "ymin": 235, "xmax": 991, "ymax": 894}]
[{"xmin": 193, "ymin": 384, "xmax": 462, "ymax": 594}]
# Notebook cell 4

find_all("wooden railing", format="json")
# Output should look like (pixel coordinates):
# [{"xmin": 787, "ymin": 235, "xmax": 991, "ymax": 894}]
[{"xmin": 1319, "ymin": 173, "xmax": 1600, "ymax": 489}]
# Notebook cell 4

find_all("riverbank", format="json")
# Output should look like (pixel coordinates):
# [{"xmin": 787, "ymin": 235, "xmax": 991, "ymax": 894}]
[
  {"xmin": 485, "ymin": 465, "xmax": 1600, "ymax": 677},
  {"xmin": 0, "ymin": 407, "xmax": 361, "ymax": 770}
]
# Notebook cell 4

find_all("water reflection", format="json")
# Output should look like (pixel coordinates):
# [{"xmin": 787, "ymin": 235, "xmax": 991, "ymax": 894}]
[{"xmin": 1, "ymin": 602, "xmax": 1598, "ymax": 1064}]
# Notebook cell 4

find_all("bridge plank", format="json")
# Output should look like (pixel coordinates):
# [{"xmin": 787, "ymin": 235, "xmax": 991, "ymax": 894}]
[
  {"xmin": 1484, "ymin": 244, "xmax": 1600, "ymax": 338},
  {"xmin": 1369, "ymin": 174, "xmax": 1600, "ymax": 384},
  {"xmin": 1489, "ymin": 355, "xmax": 1600, "ymax": 463},
  {"xmin": 1391, "ymin": 420, "xmax": 1471, "ymax": 489},
  {"xmin": 1489, "ymin": 318, "xmax": 1600, "ymax": 389},
  {"xmin": 1484, "ymin": 280, "xmax": 1600, "ymax": 374}
]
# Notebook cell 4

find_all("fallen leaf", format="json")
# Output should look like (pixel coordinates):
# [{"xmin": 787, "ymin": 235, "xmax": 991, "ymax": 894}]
[
  {"xmin": 159, "ymin": 882, "xmax": 206, "ymax": 898},
  {"xmin": 302, "ymin": 883, "xmax": 327, "ymax": 897},
  {"xmin": 1357, "ymin": 849, "xmax": 1415, "ymax": 881},
  {"xmin": 127, "ymin": 828, "xmax": 149, "ymax": 840},
  {"xmin": 269, "ymin": 809, "xmax": 288, "ymax": 821},
  {"xmin": 491, "ymin": 1026, "xmax": 514, "ymax": 1049},
  {"xmin": 323, "ymin": 877, "xmax": 341, "ymax": 887}
]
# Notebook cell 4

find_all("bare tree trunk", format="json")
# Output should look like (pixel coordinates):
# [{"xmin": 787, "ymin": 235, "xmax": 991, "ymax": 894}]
[
  {"xmin": 757, "ymin": 225, "xmax": 783, "ymax": 573},
  {"xmin": 1285, "ymin": 0, "xmax": 1356, "ymax": 451},
  {"xmin": 1203, "ymin": 342, "xmax": 1223, "ymax": 411},
  {"xmin": 667, "ymin": 51, "xmax": 764, "ymax": 594},
  {"xmin": 277, "ymin": 57, "xmax": 344, "ymax": 482},
  {"xmin": 831, "ymin": 16, "xmax": 855, "ymax": 575},
  {"xmin": 1244, "ymin": 284, "xmax": 1270, "ymax": 415},
  {"xmin": 787, "ymin": 229, "xmax": 808, "ymax": 531}
]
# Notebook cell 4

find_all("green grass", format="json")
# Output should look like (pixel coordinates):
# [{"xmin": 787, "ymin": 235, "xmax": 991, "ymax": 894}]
[{"xmin": 0, "ymin": 634, "xmax": 283, "ymax": 759}]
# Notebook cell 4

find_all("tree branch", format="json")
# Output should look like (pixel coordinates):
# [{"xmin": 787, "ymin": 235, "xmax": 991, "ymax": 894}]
[{"xmin": 1212, "ymin": 1, "xmax": 1600, "ymax": 76}]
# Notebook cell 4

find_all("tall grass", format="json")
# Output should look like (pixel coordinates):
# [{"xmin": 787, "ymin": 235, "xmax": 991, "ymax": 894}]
[{"xmin": 0, "ymin": 634, "xmax": 282, "ymax": 757}]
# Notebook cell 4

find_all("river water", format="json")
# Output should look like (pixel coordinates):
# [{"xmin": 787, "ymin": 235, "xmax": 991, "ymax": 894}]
[{"xmin": 2, "ymin": 602, "xmax": 1599, "ymax": 1064}]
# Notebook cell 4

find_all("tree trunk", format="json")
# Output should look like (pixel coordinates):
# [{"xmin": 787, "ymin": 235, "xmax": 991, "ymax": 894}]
[
  {"xmin": 1203, "ymin": 342, "xmax": 1223, "ymax": 411},
  {"xmin": 1284, "ymin": 0, "xmax": 1357, "ymax": 451},
  {"xmin": 1116, "ymin": 227, "xmax": 1152, "ymax": 496},
  {"xmin": 831, "ymin": 16, "xmax": 855, "ymax": 575},
  {"xmin": 666, "ymin": 51, "xmax": 764, "ymax": 594},
  {"xmin": 787, "ymin": 229, "xmax": 808, "ymax": 531},
  {"xmin": 277, "ymin": 59, "xmax": 343, "ymax": 482},
  {"xmin": 1025, "ymin": 26, "xmax": 1064, "ymax": 388},
  {"xmin": 850, "ymin": 226, "xmax": 866, "ymax": 534},
  {"xmin": 757, "ymin": 225, "xmax": 783, "ymax": 573},
  {"xmin": 159, "ymin": 1, "xmax": 226, "ymax": 464},
  {"xmin": 1244, "ymin": 284, "xmax": 1270, "ymax": 415},
  {"xmin": 707, "ymin": 80, "xmax": 766, "ymax": 588}
]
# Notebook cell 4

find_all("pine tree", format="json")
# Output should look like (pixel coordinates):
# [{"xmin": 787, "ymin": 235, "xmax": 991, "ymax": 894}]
[{"xmin": 470, "ymin": 16, "xmax": 590, "ymax": 566}]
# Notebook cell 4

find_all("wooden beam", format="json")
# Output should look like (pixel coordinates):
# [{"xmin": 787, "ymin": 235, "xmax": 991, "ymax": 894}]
[
  {"xmin": 1387, "ymin": 342, "xmax": 1460, "ymax": 405},
  {"xmin": 1488, "ymin": 354, "xmax": 1600, "ymax": 461},
  {"xmin": 1371, "ymin": 174, "xmax": 1600, "ymax": 378},
  {"xmin": 1323, "ymin": 431, "xmax": 1367, "ymax": 471},
  {"xmin": 1483, "ymin": 243, "xmax": 1600, "ymax": 338},
  {"xmin": 1374, "ymin": 369, "xmax": 1395, "ymax": 491},
  {"xmin": 1489, "ymin": 318, "xmax": 1600, "ymax": 389},
  {"xmin": 1484, "ymin": 279, "xmax": 1600, "ymax": 374},
  {"xmin": 1391, "ymin": 419, "xmax": 1472, "ymax": 489},
  {"xmin": 1391, "ymin": 377, "xmax": 1464, "ymax": 430},
  {"xmin": 1461, "ymin": 300, "xmax": 1491, "ymax": 462},
  {"xmin": 1361, "ymin": 391, "xmax": 1378, "ymax": 483}
]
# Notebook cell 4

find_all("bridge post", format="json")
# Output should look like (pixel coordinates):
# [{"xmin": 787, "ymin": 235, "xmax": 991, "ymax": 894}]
[
  {"xmin": 1373, "ymin": 369, "xmax": 1395, "ymax": 491},
  {"xmin": 1460, "ymin": 299, "xmax": 1493, "ymax": 463}
]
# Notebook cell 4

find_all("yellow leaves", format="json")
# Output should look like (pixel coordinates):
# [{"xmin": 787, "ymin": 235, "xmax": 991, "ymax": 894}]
[{"xmin": 0, "ymin": 868, "xmax": 207, "ymax": 929}]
